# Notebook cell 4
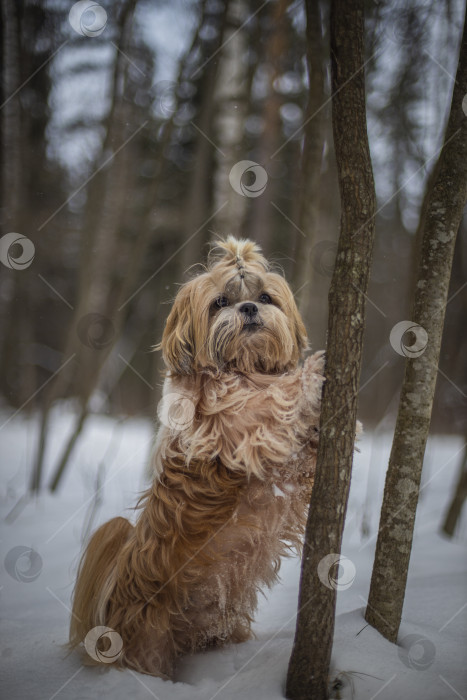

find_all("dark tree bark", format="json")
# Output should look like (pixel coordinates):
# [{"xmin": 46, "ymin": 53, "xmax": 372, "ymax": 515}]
[
  {"xmin": 0, "ymin": 0, "xmax": 41, "ymax": 409},
  {"xmin": 293, "ymin": 0, "xmax": 327, "ymax": 315},
  {"xmin": 1, "ymin": 0, "xmax": 22, "ymax": 231},
  {"xmin": 0, "ymin": 0, "xmax": 24, "ymax": 402},
  {"xmin": 180, "ymin": 0, "xmax": 229, "ymax": 270},
  {"xmin": 442, "ymin": 438, "xmax": 467, "ymax": 537},
  {"xmin": 286, "ymin": 1, "xmax": 376, "ymax": 698},
  {"xmin": 248, "ymin": 0, "xmax": 290, "ymax": 252},
  {"xmin": 366, "ymin": 9, "xmax": 467, "ymax": 641}
]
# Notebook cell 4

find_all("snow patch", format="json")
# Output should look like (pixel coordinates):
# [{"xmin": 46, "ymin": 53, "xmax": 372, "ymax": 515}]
[{"xmin": 0, "ymin": 412, "xmax": 465, "ymax": 699}]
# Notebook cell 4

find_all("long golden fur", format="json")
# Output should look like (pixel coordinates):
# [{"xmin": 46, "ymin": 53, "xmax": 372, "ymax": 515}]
[{"xmin": 69, "ymin": 237, "xmax": 325, "ymax": 678}]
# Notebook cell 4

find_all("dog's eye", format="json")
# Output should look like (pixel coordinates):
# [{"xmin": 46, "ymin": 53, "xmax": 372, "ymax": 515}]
[
  {"xmin": 214, "ymin": 296, "xmax": 229, "ymax": 309},
  {"xmin": 258, "ymin": 293, "xmax": 272, "ymax": 304}
]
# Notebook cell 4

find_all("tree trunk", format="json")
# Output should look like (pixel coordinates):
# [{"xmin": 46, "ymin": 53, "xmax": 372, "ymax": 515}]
[
  {"xmin": 247, "ymin": 0, "xmax": 290, "ymax": 252},
  {"xmin": 211, "ymin": 0, "xmax": 250, "ymax": 239},
  {"xmin": 365, "ymin": 9, "xmax": 467, "ymax": 643},
  {"xmin": 0, "ymin": 0, "xmax": 34, "ymax": 408},
  {"xmin": 286, "ymin": 1, "xmax": 376, "ymax": 698},
  {"xmin": 1, "ymin": 0, "xmax": 22, "ymax": 230},
  {"xmin": 442, "ymin": 438, "xmax": 467, "ymax": 537},
  {"xmin": 293, "ymin": 0, "xmax": 327, "ymax": 315},
  {"xmin": 180, "ymin": 0, "xmax": 229, "ymax": 271},
  {"xmin": 48, "ymin": 403, "xmax": 89, "ymax": 492}
]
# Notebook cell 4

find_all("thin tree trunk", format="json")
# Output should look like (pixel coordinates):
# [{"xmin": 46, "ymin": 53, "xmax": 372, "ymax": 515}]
[
  {"xmin": 0, "ymin": 0, "xmax": 33, "ymax": 407},
  {"xmin": 211, "ymin": 0, "xmax": 249, "ymax": 239},
  {"xmin": 179, "ymin": 4, "xmax": 230, "ymax": 272},
  {"xmin": 286, "ymin": 1, "xmax": 376, "ymax": 698},
  {"xmin": 30, "ymin": 403, "xmax": 51, "ymax": 493},
  {"xmin": 365, "ymin": 9, "xmax": 467, "ymax": 643},
  {"xmin": 248, "ymin": 0, "xmax": 289, "ymax": 252},
  {"xmin": 1, "ymin": 0, "xmax": 22, "ymax": 229},
  {"xmin": 442, "ymin": 438, "xmax": 467, "ymax": 537},
  {"xmin": 293, "ymin": 0, "xmax": 327, "ymax": 314},
  {"xmin": 49, "ymin": 403, "xmax": 89, "ymax": 492}
]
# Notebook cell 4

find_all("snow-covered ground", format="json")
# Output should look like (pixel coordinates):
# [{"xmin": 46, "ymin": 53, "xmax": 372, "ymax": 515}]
[{"xmin": 1, "ymin": 406, "xmax": 466, "ymax": 699}]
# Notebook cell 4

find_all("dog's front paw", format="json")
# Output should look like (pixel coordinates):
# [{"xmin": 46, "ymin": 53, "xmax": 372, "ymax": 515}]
[
  {"xmin": 301, "ymin": 351, "xmax": 325, "ymax": 403},
  {"xmin": 304, "ymin": 349, "xmax": 325, "ymax": 375}
]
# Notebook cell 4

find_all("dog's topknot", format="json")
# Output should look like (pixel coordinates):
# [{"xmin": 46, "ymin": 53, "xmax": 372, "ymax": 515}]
[{"xmin": 208, "ymin": 236, "xmax": 270, "ymax": 274}]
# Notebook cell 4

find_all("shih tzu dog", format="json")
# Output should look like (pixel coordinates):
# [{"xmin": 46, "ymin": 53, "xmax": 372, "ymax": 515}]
[{"xmin": 69, "ymin": 237, "xmax": 325, "ymax": 678}]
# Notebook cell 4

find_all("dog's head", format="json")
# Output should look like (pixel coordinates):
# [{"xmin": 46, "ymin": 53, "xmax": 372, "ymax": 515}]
[{"xmin": 160, "ymin": 237, "xmax": 307, "ymax": 375}]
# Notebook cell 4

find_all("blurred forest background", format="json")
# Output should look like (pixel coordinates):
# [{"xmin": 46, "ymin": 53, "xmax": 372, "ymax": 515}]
[{"xmin": 1, "ymin": 0, "xmax": 466, "ymax": 488}]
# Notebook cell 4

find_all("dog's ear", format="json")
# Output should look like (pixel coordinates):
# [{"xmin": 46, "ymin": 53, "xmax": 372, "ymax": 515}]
[
  {"xmin": 292, "ymin": 305, "xmax": 308, "ymax": 357},
  {"xmin": 267, "ymin": 273, "xmax": 308, "ymax": 360},
  {"xmin": 158, "ymin": 282, "xmax": 195, "ymax": 375}
]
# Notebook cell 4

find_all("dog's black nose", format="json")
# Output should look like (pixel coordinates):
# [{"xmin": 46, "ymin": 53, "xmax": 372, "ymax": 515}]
[{"xmin": 239, "ymin": 302, "xmax": 258, "ymax": 317}]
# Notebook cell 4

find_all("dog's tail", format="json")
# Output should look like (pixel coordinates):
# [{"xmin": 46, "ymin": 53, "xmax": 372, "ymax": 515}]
[{"xmin": 69, "ymin": 517, "xmax": 133, "ymax": 650}]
